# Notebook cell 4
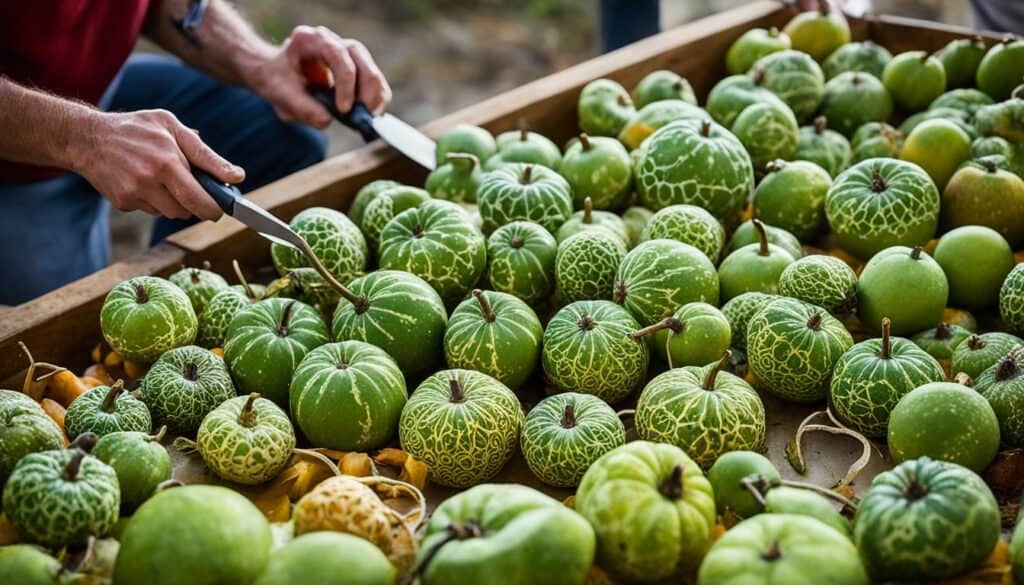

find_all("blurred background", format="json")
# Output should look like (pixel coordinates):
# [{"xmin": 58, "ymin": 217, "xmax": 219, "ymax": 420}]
[{"xmin": 116, "ymin": 0, "xmax": 975, "ymax": 259}]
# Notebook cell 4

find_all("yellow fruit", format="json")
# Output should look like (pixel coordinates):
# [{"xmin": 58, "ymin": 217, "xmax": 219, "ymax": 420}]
[
  {"xmin": 782, "ymin": 6, "xmax": 851, "ymax": 62},
  {"xmin": 900, "ymin": 119, "xmax": 971, "ymax": 191}
]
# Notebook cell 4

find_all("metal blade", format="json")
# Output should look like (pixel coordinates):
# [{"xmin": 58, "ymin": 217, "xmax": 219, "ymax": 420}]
[
  {"xmin": 229, "ymin": 197, "xmax": 304, "ymax": 251},
  {"xmin": 371, "ymin": 114, "xmax": 437, "ymax": 170}
]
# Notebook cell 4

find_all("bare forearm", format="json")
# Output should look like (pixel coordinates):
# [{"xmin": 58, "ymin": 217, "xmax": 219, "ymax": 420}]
[{"xmin": 0, "ymin": 78, "xmax": 97, "ymax": 171}]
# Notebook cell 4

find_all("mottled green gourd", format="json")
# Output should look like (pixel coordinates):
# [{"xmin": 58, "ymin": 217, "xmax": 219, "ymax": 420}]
[
  {"xmin": 575, "ymin": 441, "xmax": 716, "ymax": 584},
  {"xmin": 93, "ymin": 427, "xmax": 171, "ymax": 511},
  {"xmin": 825, "ymin": 158, "xmax": 940, "ymax": 259},
  {"xmin": 0, "ymin": 390, "xmax": 63, "ymax": 486},
  {"xmin": 935, "ymin": 36, "xmax": 987, "ymax": 88},
  {"xmin": 934, "ymin": 225, "xmax": 1015, "ymax": 311},
  {"xmin": 899, "ymin": 107, "xmax": 975, "ymax": 140},
  {"xmin": 912, "ymin": 322, "xmax": 972, "ymax": 361},
  {"xmin": 578, "ymin": 79, "xmax": 636, "ymax": 137},
  {"xmin": 819, "ymin": 72, "xmax": 893, "ymax": 137},
  {"xmin": 778, "ymin": 255, "xmax": 858, "ymax": 315},
  {"xmin": 224, "ymin": 298, "xmax": 328, "ymax": 407},
  {"xmin": 718, "ymin": 220, "xmax": 796, "ymax": 301},
  {"xmin": 435, "ymin": 123, "xmax": 497, "ymax": 167},
  {"xmin": 725, "ymin": 27, "xmax": 790, "ymax": 75},
  {"xmin": 751, "ymin": 50, "xmax": 824, "ymax": 121},
  {"xmin": 759, "ymin": 485, "xmax": 851, "ymax": 537},
  {"xmin": 951, "ymin": 332, "xmax": 1024, "ymax": 381},
  {"xmin": 943, "ymin": 158, "xmax": 1024, "ymax": 248},
  {"xmin": 349, "ymin": 179, "xmax": 401, "ymax": 228},
  {"xmin": 976, "ymin": 349, "xmax": 1024, "ymax": 447},
  {"xmin": 100, "ymin": 276, "xmax": 197, "ymax": 363},
  {"xmin": 729, "ymin": 100, "xmax": 799, "ymax": 169},
  {"xmin": 854, "ymin": 457, "xmax": 1000, "ymax": 581},
  {"xmin": 721, "ymin": 292, "xmax": 777, "ymax": 351},
  {"xmin": 639, "ymin": 204, "xmax": 725, "ymax": 262},
  {"xmin": 754, "ymin": 159, "xmax": 833, "ymax": 241},
  {"xmin": 1002, "ymin": 264, "xmax": 1024, "ymax": 335},
  {"xmin": 0, "ymin": 545, "xmax": 62, "ymax": 585},
  {"xmin": 520, "ymin": 393, "xmax": 626, "ymax": 488},
  {"xmin": 632, "ymin": 302, "xmax": 732, "ymax": 368},
  {"xmin": 793, "ymin": 117, "xmax": 851, "ymax": 178},
  {"xmin": 701, "ymin": 514, "xmax": 866, "ymax": 585},
  {"xmin": 398, "ymin": 369, "xmax": 523, "ymax": 488},
  {"xmin": 614, "ymin": 239, "xmax": 719, "ymax": 326},
  {"xmin": 65, "ymin": 380, "xmax": 151, "ymax": 439},
  {"xmin": 976, "ymin": 38, "xmax": 1024, "ymax": 100},
  {"xmin": 822, "ymin": 40, "xmax": 892, "ymax": 80},
  {"xmin": 705, "ymin": 74, "xmax": 789, "ymax": 129},
  {"xmin": 255, "ymin": 532, "xmax": 395, "ymax": 585},
  {"xmin": 560, "ymin": 135, "xmax": 633, "ymax": 211},
  {"xmin": 263, "ymin": 267, "xmax": 340, "ymax": 316},
  {"xmin": 781, "ymin": 3, "xmax": 851, "ymax": 62},
  {"xmin": 617, "ymin": 100, "xmax": 707, "ymax": 150},
  {"xmin": 488, "ymin": 129, "xmax": 563, "ymax": 170},
  {"xmin": 857, "ymin": 246, "xmax": 948, "ymax": 336},
  {"xmin": 632, "ymin": 70, "xmax": 697, "ymax": 108},
  {"xmin": 270, "ymin": 207, "xmax": 368, "ymax": 282},
  {"xmin": 169, "ymin": 264, "xmax": 229, "ymax": 314},
  {"xmin": 476, "ymin": 163, "xmax": 573, "ymax": 234},
  {"xmin": 882, "ymin": 51, "xmax": 946, "ymax": 112},
  {"xmin": 727, "ymin": 220, "xmax": 804, "ymax": 260},
  {"xmin": 332, "ymin": 270, "xmax": 448, "ymax": 375},
  {"xmin": 444, "ymin": 290, "xmax": 542, "ymax": 390},
  {"xmin": 556, "ymin": 197, "xmax": 630, "ymax": 245},
  {"xmin": 196, "ymin": 270, "xmax": 262, "ymax": 349},
  {"xmin": 360, "ymin": 186, "xmax": 431, "ymax": 251},
  {"xmin": 975, "ymin": 98, "xmax": 1024, "ymax": 143},
  {"xmin": 930, "ymin": 88, "xmax": 995, "ymax": 116},
  {"xmin": 636, "ymin": 352, "xmax": 766, "ymax": 468},
  {"xmin": 851, "ymin": 122, "xmax": 904, "ymax": 162},
  {"xmin": 555, "ymin": 230, "xmax": 626, "ymax": 303},
  {"xmin": 485, "ymin": 222, "xmax": 557, "ymax": 305},
  {"xmin": 289, "ymin": 341, "xmax": 406, "ymax": 452},
  {"xmin": 900, "ymin": 119, "xmax": 973, "ymax": 191},
  {"xmin": 635, "ymin": 119, "xmax": 755, "ymax": 220},
  {"xmin": 706, "ymin": 451, "xmax": 780, "ymax": 518},
  {"xmin": 138, "ymin": 345, "xmax": 234, "ymax": 436},
  {"xmin": 829, "ymin": 318, "xmax": 945, "ymax": 438},
  {"xmin": 747, "ymin": 297, "xmax": 853, "ymax": 403},
  {"xmin": 425, "ymin": 153, "xmax": 483, "ymax": 203},
  {"xmin": 197, "ymin": 392, "xmax": 295, "ymax": 485},
  {"xmin": 542, "ymin": 301, "xmax": 650, "ymax": 404},
  {"xmin": 3, "ymin": 437, "xmax": 120, "ymax": 548},
  {"xmin": 622, "ymin": 206, "xmax": 654, "ymax": 248}
]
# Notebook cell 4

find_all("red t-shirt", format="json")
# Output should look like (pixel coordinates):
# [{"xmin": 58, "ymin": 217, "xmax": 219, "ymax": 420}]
[{"xmin": 0, "ymin": 1, "xmax": 161, "ymax": 183}]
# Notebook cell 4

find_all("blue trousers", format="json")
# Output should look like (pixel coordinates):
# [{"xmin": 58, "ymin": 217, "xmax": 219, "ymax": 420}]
[{"xmin": 0, "ymin": 54, "xmax": 326, "ymax": 305}]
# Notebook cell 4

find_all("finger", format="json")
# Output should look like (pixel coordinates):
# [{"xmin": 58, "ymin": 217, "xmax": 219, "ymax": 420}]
[
  {"xmin": 145, "ymin": 185, "xmax": 192, "ymax": 220},
  {"xmin": 347, "ymin": 42, "xmax": 391, "ymax": 114},
  {"xmin": 163, "ymin": 161, "xmax": 224, "ymax": 222},
  {"xmin": 302, "ymin": 27, "xmax": 357, "ymax": 113},
  {"xmin": 170, "ymin": 122, "xmax": 245, "ymax": 184}
]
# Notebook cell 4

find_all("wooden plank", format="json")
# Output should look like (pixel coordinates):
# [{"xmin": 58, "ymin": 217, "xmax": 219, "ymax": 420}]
[
  {"xmin": 0, "ymin": 243, "xmax": 186, "ymax": 384},
  {"xmin": 856, "ymin": 12, "xmax": 1006, "ymax": 50}
]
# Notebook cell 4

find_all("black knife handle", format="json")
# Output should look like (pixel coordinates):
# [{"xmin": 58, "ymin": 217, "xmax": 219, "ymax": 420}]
[
  {"xmin": 310, "ymin": 89, "xmax": 379, "ymax": 143},
  {"xmin": 192, "ymin": 167, "xmax": 241, "ymax": 214}
]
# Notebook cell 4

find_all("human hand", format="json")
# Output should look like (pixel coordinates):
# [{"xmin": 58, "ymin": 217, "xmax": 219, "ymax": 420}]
[
  {"xmin": 247, "ymin": 26, "xmax": 391, "ymax": 128},
  {"xmin": 70, "ymin": 109, "xmax": 244, "ymax": 220}
]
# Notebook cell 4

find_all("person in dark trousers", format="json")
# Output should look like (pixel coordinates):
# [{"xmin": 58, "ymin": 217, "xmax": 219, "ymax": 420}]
[
  {"xmin": 601, "ymin": 0, "xmax": 661, "ymax": 52},
  {"xmin": 0, "ymin": 1, "xmax": 391, "ymax": 305},
  {"xmin": 971, "ymin": 0, "xmax": 1024, "ymax": 35}
]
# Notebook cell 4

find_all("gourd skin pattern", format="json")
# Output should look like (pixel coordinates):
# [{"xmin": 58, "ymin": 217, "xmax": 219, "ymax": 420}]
[{"xmin": 196, "ymin": 395, "xmax": 296, "ymax": 485}]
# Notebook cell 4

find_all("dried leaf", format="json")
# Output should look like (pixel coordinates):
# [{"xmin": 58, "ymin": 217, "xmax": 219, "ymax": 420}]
[
  {"xmin": 315, "ymin": 448, "xmax": 350, "ymax": 461},
  {"xmin": 90, "ymin": 343, "xmax": 104, "ymax": 364},
  {"xmin": 398, "ymin": 456, "xmax": 429, "ymax": 491},
  {"xmin": 563, "ymin": 495, "xmax": 576, "ymax": 509},
  {"xmin": 237, "ymin": 483, "xmax": 292, "ymax": 523},
  {"xmin": 984, "ymin": 449, "xmax": 1024, "ymax": 497},
  {"xmin": 284, "ymin": 458, "xmax": 335, "ymax": 500},
  {"xmin": 340, "ymin": 452, "xmax": 374, "ymax": 477},
  {"xmin": 935, "ymin": 539, "xmax": 1010, "ymax": 585},
  {"xmin": 82, "ymin": 364, "xmax": 114, "ymax": 386},
  {"xmin": 585, "ymin": 565, "xmax": 615, "ymax": 585},
  {"xmin": 40, "ymin": 398, "xmax": 66, "ymax": 433},
  {"xmin": 0, "ymin": 515, "xmax": 19, "ymax": 545},
  {"xmin": 210, "ymin": 348, "xmax": 225, "ymax": 358},
  {"xmin": 711, "ymin": 519, "xmax": 728, "ymax": 542},
  {"xmin": 374, "ymin": 448, "xmax": 409, "ymax": 467},
  {"xmin": 122, "ymin": 359, "xmax": 148, "ymax": 381},
  {"xmin": 103, "ymin": 351, "xmax": 123, "ymax": 369},
  {"xmin": 80, "ymin": 376, "xmax": 106, "ymax": 389}
]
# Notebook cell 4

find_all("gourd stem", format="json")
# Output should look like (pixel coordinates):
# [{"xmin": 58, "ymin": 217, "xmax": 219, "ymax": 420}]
[
  {"xmin": 901, "ymin": 474, "xmax": 929, "ymax": 500},
  {"xmin": 700, "ymin": 120, "xmax": 712, "ymax": 137},
  {"xmin": 100, "ymin": 380, "xmax": 125, "ymax": 413},
  {"xmin": 658, "ymin": 465, "xmax": 685, "ymax": 499},
  {"xmin": 934, "ymin": 322, "xmax": 952, "ymax": 340},
  {"xmin": 765, "ymin": 160, "xmax": 782, "ymax": 174},
  {"xmin": 277, "ymin": 300, "xmax": 297, "ymax": 336},
  {"xmin": 879, "ymin": 317, "xmax": 892, "ymax": 360},
  {"xmin": 778, "ymin": 478, "xmax": 859, "ymax": 510},
  {"xmin": 996, "ymin": 349, "xmax": 1022, "ymax": 381},
  {"xmin": 412, "ymin": 521, "xmax": 484, "ymax": 584},
  {"xmin": 471, "ymin": 289, "xmax": 496, "ymax": 322},
  {"xmin": 69, "ymin": 432, "xmax": 98, "ymax": 453},
  {"xmin": 850, "ymin": 72, "xmax": 862, "ymax": 85},
  {"xmin": 63, "ymin": 449, "xmax": 87, "ymax": 481},
  {"xmin": 752, "ymin": 219, "xmax": 770, "ymax": 257},
  {"xmin": 628, "ymin": 318, "xmax": 683, "ymax": 340},
  {"xmin": 445, "ymin": 152, "xmax": 478, "ymax": 170},
  {"xmin": 672, "ymin": 80, "xmax": 684, "ymax": 92},
  {"xmin": 703, "ymin": 350, "xmax": 732, "ymax": 391},
  {"xmin": 449, "ymin": 378, "xmax": 466, "ymax": 403},
  {"xmin": 232, "ymin": 259, "xmax": 257, "ymax": 300},
  {"xmin": 155, "ymin": 479, "xmax": 185, "ymax": 492},
  {"xmin": 189, "ymin": 267, "xmax": 201, "ymax": 284},
  {"xmin": 980, "ymin": 158, "xmax": 998, "ymax": 173},
  {"xmin": 578, "ymin": 315, "xmax": 596, "ymax": 331},
  {"xmin": 509, "ymin": 235, "xmax": 524, "ymax": 249},
  {"xmin": 768, "ymin": 26, "xmax": 779, "ymax": 36},
  {"xmin": 519, "ymin": 127, "xmax": 529, "ymax": 142},
  {"xmin": 910, "ymin": 246, "xmax": 923, "ymax": 260},
  {"xmin": 752, "ymin": 67, "xmax": 766, "ymax": 86},
  {"xmin": 149, "ymin": 425, "xmax": 168, "ymax": 443},
  {"xmin": 813, "ymin": 116, "xmax": 826, "ymax": 135},
  {"xmin": 561, "ymin": 403, "xmax": 577, "ymax": 429},
  {"xmin": 967, "ymin": 334, "xmax": 985, "ymax": 351},
  {"xmin": 182, "ymin": 361, "xmax": 199, "ymax": 381},
  {"xmin": 761, "ymin": 541, "xmax": 782, "ymax": 561},
  {"xmin": 870, "ymin": 166, "xmax": 886, "ymax": 192},
  {"xmin": 520, "ymin": 165, "xmax": 533, "ymax": 185},
  {"xmin": 582, "ymin": 197, "xmax": 593, "ymax": 224},
  {"xmin": 919, "ymin": 51, "xmax": 930, "ymax": 63},
  {"xmin": 292, "ymin": 237, "xmax": 366, "ymax": 311},
  {"xmin": 954, "ymin": 372, "xmax": 974, "ymax": 387},
  {"xmin": 238, "ymin": 393, "xmax": 260, "ymax": 427},
  {"xmin": 806, "ymin": 313, "xmax": 822, "ymax": 331},
  {"xmin": 740, "ymin": 476, "xmax": 768, "ymax": 507},
  {"xmin": 616, "ymin": 94, "xmax": 629, "ymax": 107},
  {"xmin": 578, "ymin": 132, "xmax": 591, "ymax": 151},
  {"xmin": 134, "ymin": 283, "xmax": 149, "ymax": 304}
]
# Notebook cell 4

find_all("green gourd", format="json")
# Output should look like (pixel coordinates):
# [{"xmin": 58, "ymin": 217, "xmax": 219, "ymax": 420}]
[
  {"xmin": 255, "ymin": 532, "xmax": 396, "ymax": 585},
  {"xmin": 851, "ymin": 122, "xmax": 903, "ymax": 162},
  {"xmin": 196, "ymin": 285, "xmax": 260, "ymax": 349},
  {"xmin": 782, "ymin": 3, "xmax": 851, "ymax": 61},
  {"xmin": 100, "ymin": 276, "xmax": 197, "ymax": 363},
  {"xmin": 857, "ymin": 246, "xmax": 948, "ymax": 336},
  {"xmin": 720, "ymin": 292, "xmax": 777, "ymax": 351},
  {"xmin": 622, "ymin": 206, "xmax": 654, "ymax": 248},
  {"xmin": 485, "ymin": 221, "xmax": 557, "ymax": 305},
  {"xmin": 1002, "ymin": 264, "xmax": 1024, "ymax": 335},
  {"xmin": 725, "ymin": 27, "xmax": 791, "ymax": 75},
  {"xmin": 555, "ymin": 197, "xmax": 630, "ymax": 246},
  {"xmin": 93, "ymin": 427, "xmax": 171, "ymax": 511},
  {"xmin": 729, "ymin": 100, "xmax": 800, "ymax": 170},
  {"xmin": 777, "ymin": 254, "xmax": 858, "ymax": 315},
  {"xmin": 976, "ymin": 349, "xmax": 1024, "ymax": 447},
  {"xmin": 761, "ymin": 485, "xmax": 850, "ymax": 537},
  {"xmin": 426, "ymin": 153, "xmax": 483, "ymax": 203},
  {"xmin": 555, "ymin": 230, "xmax": 626, "ymax": 303},
  {"xmin": 349, "ymin": 179, "xmax": 401, "ymax": 228},
  {"xmin": 64, "ymin": 380, "xmax": 151, "ymax": 439},
  {"xmin": 639, "ymin": 204, "xmax": 725, "ymax": 262},
  {"xmin": 632, "ymin": 70, "xmax": 698, "ymax": 108},
  {"xmin": 951, "ymin": 332, "xmax": 1024, "ymax": 381},
  {"xmin": 882, "ymin": 51, "xmax": 947, "ymax": 112},
  {"xmin": 558, "ymin": 134, "xmax": 633, "ymax": 210},
  {"xmin": 754, "ymin": 159, "xmax": 833, "ymax": 241},
  {"xmin": 631, "ymin": 302, "xmax": 732, "ymax": 368},
  {"xmin": 705, "ymin": 75, "xmax": 788, "ymax": 128},
  {"xmin": 718, "ymin": 220, "xmax": 795, "ymax": 301},
  {"xmin": 139, "ymin": 345, "xmax": 235, "ymax": 436},
  {"xmin": 822, "ymin": 40, "xmax": 892, "ymax": 80},
  {"xmin": 0, "ymin": 545, "xmax": 62, "ymax": 585},
  {"xmin": 476, "ymin": 163, "xmax": 573, "ymax": 234},
  {"xmin": 614, "ymin": 239, "xmax": 720, "ymax": 326},
  {"xmin": 819, "ymin": 72, "xmax": 893, "ymax": 137},
  {"xmin": 269, "ymin": 206, "xmax": 368, "ymax": 282},
  {"xmin": 196, "ymin": 393, "xmax": 296, "ymax": 485},
  {"xmin": 0, "ymin": 389, "xmax": 63, "ymax": 487},
  {"xmin": 929, "ymin": 88, "xmax": 994, "ymax": 116},
  {"xmin": 169, "ymin": 263, "xmax": 229, "ymax": 314},
  {"xmin": 360, "ymin": 186, "xmax": 431, "ymax": 251},
  {"xmin": 936, "ymin": 37, "xmax": 987, "ymax": 89},
  {"xmin": 793, "ymin": 117, "xmax": 851, "ymax": 178},
  {"xmin": 750, "ymin": 49, "xmax": 825, "ymax": 122},
  {"xmin": 976, "ymin": 38, "xmax": 1024, "ymax": 100},
  {"xmin": 911, "ymin": 322, "xmax": 972, "ymax": 361},
  {"xmin": 617, "ymin": 100, "xmax": 707, "ymax": 150},
  {"xmin": 434, "ymin": 123, "xmax": 497, "ymax": 167},
  {"xmin": 934, "ymin": 225, "xmax": 1015, "ymax": 311},
  {"xmin": 706, "ymin": 450, "xmax": 780, "ymax": 519},
  {"xmin": 578, "ymin": 79, "xmax": 635, "ymax": 137}
]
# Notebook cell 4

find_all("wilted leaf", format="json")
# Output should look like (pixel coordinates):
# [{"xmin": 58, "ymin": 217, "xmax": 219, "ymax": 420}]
[
  {"xmin": 283, "ymin": 458, "xmax": 335, "ymax": 500},
  {"xmin": 340, "ymin": 452, "xmax": 374, "ymax": 477},
  {"xmin": 39, "ymin": 398, "xmax": 66, "ymax": 435},
  {"xmin": 82, "ymin": 364, "xmax": 114, "ymax": 386},
  {"xmin": 563, "ymin": 495, "xmax": 576, "ymax": 509},
  {"xmin": 122, "ymin": 359, "xmax": 148, "ymax": 381},
  {"xmin": 0, "ymin": 515, "xmax": 19, "ymax": 545},
  {"xmin": 985, "ymin": 449, "xmax": 1024, "ymax": 496},
  {"xmin": 375, "ymin": 448, "xmax": 409, "ymax": 467},
  {"xmin": 711, "ymin": 520, "xmax": 728, "ymax": 542},
  {"xmin": 236, "ymin": 483, "xmax": 292, "ymax": 522},
  {"xmin": 935, "ymin": 539, "xmax": 1010, "ymax": 585},
  {"xmin": 398, "ymin": 456, "xmax": 428, "ymax": 491}
]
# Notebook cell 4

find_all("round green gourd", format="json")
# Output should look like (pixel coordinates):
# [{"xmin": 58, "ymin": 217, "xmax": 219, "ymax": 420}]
[
  {"xmin": 761, "ymin": 485, "xmax": 850, "ymax": 537},
  {"xmin": 727, "ymin": 219, "xmax": 804, "ymax": 260},
  {"xmin": 426, "ymin": 153, "xmax": 483, "ymax": 203},
  {"xmin": 1002, "ymin": 264, "xmax": 1024, "ymax": 335},
  {"xmin": 936, "ymin": 37, "xmax": 987, "ymax": 89},
  {"xmin": 721, "ymin": 292, "xmax": 777, "ymax": 351},
  {"xmin": 900, "ymin": 118, "xmax": 973, "ymax": 191},
  {"xmin": 488, "ymin": 129, "xmax": 562, "ymax": 170},
  {"xmin": 819, "ymin": 72, "xmax": 893, "ymax": 137},
  {"xmin": 634, "ymin": 302, "xmax": 732, "ymax": 368},
  {"xmin": 223, "ymin": 298, "xmax": 329, "ymax": 407},
  {"xmin": 951, "ymin": 332, "xmax": 1024, "ymax": 381},
  {"xmin": 558, "ymin": 134, "xmax": 632, "ymax": 210},
  {"xmin": 398, "ymin": 369, "xmax": 523, "ymax": 488},
  {"xmin": 114, "ymin": 484, "xmax": 272, "ymax": 585},
  {"xmin": 622, "ymin": 206, "xmax": 654, "ymax": 248},
  {"xmin": 888, "ymin": 381, "xmax": 1000, "ymax": 472},
  {"xmin": 793, "ymin": 117, "xmax": 851, "ymax": 178},
  {"xmin": 930, "ymin": 88, "xmax": 995, "ymax": 116},
  {"xmin": 829, "ymin": 317, "xmax": 945, "ymax": 438},
  {"xmin": 289, "ymin": 341, "xmax": 407, "ymax": 451},
  {"xmin": 3, "ymin": 442, "xmax": 120, "ymax": 548},
  {"xmin": 911, "ymin": 322, "xmax": 972, "ymax": 361},
  {"xmin": 943, "ymin": 157, "xmax": 1024, "ymax": 248},
  {"xmin": 0, "ymin": 545, "xmax": 61, "ymax": 585},
  {"xmin": 378, "ymin": 200, "xmax": 486, "ymax": 304},
  {"xmin": 822, "ymin": 40, "xmax": 892, "ymax": 80},
  {"xmin": 706, "ymin": 450, "xmax": 780, "ymax": 518},
  {"xmin": 542, "ymin": 300, "xmax": 650, "ymax": 404},
  {"xmin": 555, "ymin": 230, "xmax": 626, "ymax": 303},
  {"xmin": 476, "ymin": 163, "xmax": 573, "ymax": 234},
  {"xmin": 617, "ymin": 100, "xmax": 708, "ymax": 150},
  {"xmin": 270, "ymin": 207, "xmax": 368, "ymax": 282},
  {"xmin": 825, "ymin": 158, "xmax": 940, "ymax": 259},
  {"xmin": 729, "ymin": 100, "xmax": 799, "ymax": 170},
  {"xmin": 934, "ymin": 225, "xmax": 1015, "ymax": 311},
  {"xmin": 976, "ymin": 38, "xmax": 1024, "ymax": 100},
  {"xmin": 718, "ymin": 221, "xmax": 795, "ymax": 301},
  {"xmin": 349, "ymin": 179, "xmax": 401, "ymax": 228},
  {"xmin": 255, "ymin": 532, "xmax": 395, "ymax": 585},
  {"xmin": 360, "ymin": 186, "xmax": 431, "ymax": 251},
  {"xmin": 705, "ymin": 74, "xmax": 788, "ymax": 128},
  {"xmin": 882, "ymin": 50, "xmax": 947, "ymax": 112},
  {"xmin": 0, "ymin": 390, "xmax": 63, "ymax": 487},
  {"xmin": 520, "ymin": 392, "xmax": 626, "ymax": 488},
  {"xmin": 578, "ymin": 79, "xmax": 635, "ymax": 137},
  {"xmin": 555, "ymin": 197, "xmax": 630, "ymax": 246},
  {"xmin": 639, "ymin": 204, "xmax": 725, "ymax": 262},
  {"xmin": 751, "ymin": 49, "xmax": 825, "ymax": 121},
  {"xmin": 485, "ymin": 221, "xmax": 557, "ymax": 305},
  {"xmin": 139, "ymin": 345, "xmax": 235, "ymax": 436},
  {"xmin": 635, "ymin": 119, "xmax": 755, "ymax": 220},
  {"xmin": 332, "ymin": 270, "xmax": 448, "ymax": 375},
  {"xmin": 851, "ymin": 121, "xmax": 904, "ymax": 162},
  {"xmin": 782, "ymin": 4, "xmax": 851, "ymax": 62},
  {"xmin": 754, "ymin": 159, "xmax": 833, "ymax": 241},
  {"xmin": 93, "ymin": 427, "xmax": 171, "ymax": 511},
  {"xmin": 435, "ymin": 123, "xmax": 497, "ymax": 167},
  {"xmin": 196, "ymin": 393, "xmax": 295, "ymax": 485},
  {"xmin": 636, "ymin": 352, "xmax": 766, "ymax": 468},
  {"xmin": 632, "ymin": 70, "xmax": 697, "ymax": 108},
  {"xmin": 854, "ymin": 457, "xmax": 1000, "ymax": 580},
  {"xmin": 65, "ymin": 380, "xmax": 151, "ymax": 439},
  {"xmin": 899, "ymin": 107, "xmax": 975, "ymax": 139},
  {"xmin": 196, "ymin": 286, "xmax": 258, "ymax": 349},
  {"xmin": 778, "ymin": 254, "xmax": 858, "ymax": 315},
  {"xmin": 445, "ymin": 289, "xmax": 541, "ymax": 387},
  {"xmin": 169, "ymin": 265, "xmax": 229, "ymax": 314},
  {"xmin": 747, "ymin": 297, "xmax": 853, "ymax": 403},
  {"xmin": 857, "ymin": 246, "xmax": 948, "ymax": 336},
  {"xmin": 100, "ymin": 276, "xmax": 197, "ymax": 363},
  {"xmin": 614, "ymin": 239, "xmax": 719, "ymax": 326},
  {"xmin": 725, "ymin": 27, "xmax": 790, "ymax": 75},
  {"xmin": 576, "ymin": 441, "xmax": 716, "ymax": 584},
  {"xmin": 263, "ymin": 267, "xmax": 340, "ymax": 316},
  {"xmin": 976, "ymin": 349, "xmax": 1024, "ymax": 447}
]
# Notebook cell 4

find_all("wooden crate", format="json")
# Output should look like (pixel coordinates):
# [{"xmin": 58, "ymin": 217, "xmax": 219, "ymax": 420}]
[{"xmin": 0, "ymin": 2, "xmax": 1007, "ymax": 494}]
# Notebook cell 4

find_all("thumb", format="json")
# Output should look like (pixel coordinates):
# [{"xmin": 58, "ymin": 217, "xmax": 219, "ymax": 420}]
[{"xmin": 173, "ymin": 124, "xmax": 246, "ymax": 184}]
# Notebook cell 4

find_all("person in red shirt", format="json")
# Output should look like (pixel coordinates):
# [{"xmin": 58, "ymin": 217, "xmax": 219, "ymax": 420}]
[{"xmin": 0, "ymin": 1, "xmax": 390, "ymax": 305}]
